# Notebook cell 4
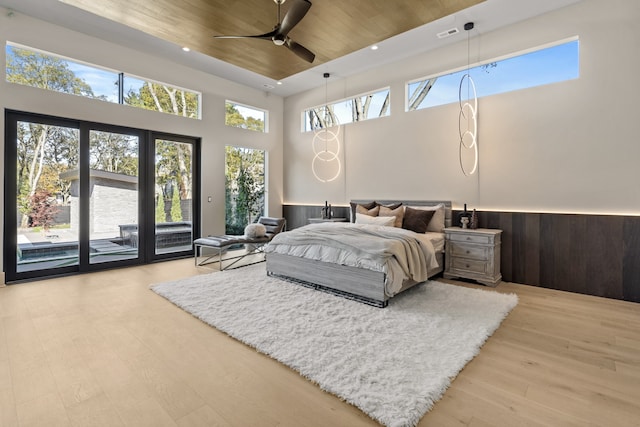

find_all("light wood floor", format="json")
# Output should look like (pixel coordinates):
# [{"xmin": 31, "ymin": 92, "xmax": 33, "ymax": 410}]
[{"xmin": 1, "ymin": 257, "xmax": 639, "ymax": 427}]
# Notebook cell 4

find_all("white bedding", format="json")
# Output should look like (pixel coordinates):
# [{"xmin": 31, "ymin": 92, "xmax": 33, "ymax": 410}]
[
  {"xmin": 265, "ymin": 222, "xmax": 441, "ymax": 296},
  {"xmin": 425, "ymin": 231, "xmax": 445, "ymax": 253}
]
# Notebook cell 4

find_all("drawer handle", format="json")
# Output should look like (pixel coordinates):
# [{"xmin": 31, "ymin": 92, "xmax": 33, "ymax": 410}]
[
  {"xmin": 466, "ymin": 237, "xmax": 472, "ymax": 241},
  {"xmin": 466, "ymin": 264, "xmax": 470, "ymax": 268},
  {"xmin": 465, "ymin": 250, "xmax": 470, "ymax": 254}
]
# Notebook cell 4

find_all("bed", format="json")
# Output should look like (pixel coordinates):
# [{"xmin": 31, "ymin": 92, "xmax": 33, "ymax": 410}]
[{"xmin": 265, "ymin": 200, "xmax": 452, "ymax": 307}]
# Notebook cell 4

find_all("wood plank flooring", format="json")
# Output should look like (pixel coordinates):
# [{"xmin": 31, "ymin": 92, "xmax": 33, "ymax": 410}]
[{"xmin": 0, "ymin": 257, "xmax": 639, "ymax": 427}]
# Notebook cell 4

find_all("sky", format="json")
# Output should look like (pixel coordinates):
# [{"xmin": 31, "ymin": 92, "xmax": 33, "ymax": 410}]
[{"xmin": 409, "ymin": 39, "xmax": 579, "ymax": 110}]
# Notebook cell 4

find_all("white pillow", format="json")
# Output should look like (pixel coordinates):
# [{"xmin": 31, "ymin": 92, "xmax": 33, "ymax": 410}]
[
  {"xmin": 244, "ymin": 223, "xmax": 267, "ymax": 238},
  {"xmin": 407, "ymin": 204, "xmax": 445, "ymax": 232},
  {"xmin": 355, "ymin": 213, "xmax": 395, "ymax": 227}
]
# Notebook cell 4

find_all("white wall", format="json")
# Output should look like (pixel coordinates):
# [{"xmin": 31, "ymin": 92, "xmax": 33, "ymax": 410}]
[
  {"xmin": 283, "ymin": 0, "xmax": 640, "ymax": 215},
  {"xmin": 0, "ymin": 12, "xmax": 284, "ymax": 272}
]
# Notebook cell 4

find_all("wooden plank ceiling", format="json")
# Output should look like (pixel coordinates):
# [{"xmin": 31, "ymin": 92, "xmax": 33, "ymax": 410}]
[{"xmin": 59, "ymin": 0, "xmax": 484, "ymax": 81}]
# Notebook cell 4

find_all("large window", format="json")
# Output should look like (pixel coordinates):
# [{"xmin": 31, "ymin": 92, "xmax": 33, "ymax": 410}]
[
  {"xmin": 5, "ymin": 42, "xmax": 201, "ymax": 119},
  {"xmin": 302, "ymin": 87, "xmax": 390, "ymax": 132},
  {"xmin": 407, "ymin": 38, "xmax": 579, "ymax": 111}
]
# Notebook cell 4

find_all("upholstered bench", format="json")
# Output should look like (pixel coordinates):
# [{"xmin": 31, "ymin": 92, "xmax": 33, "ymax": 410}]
[{"xmin": 194, "ymin": 217, "xmax": 285, "ymax": 270}]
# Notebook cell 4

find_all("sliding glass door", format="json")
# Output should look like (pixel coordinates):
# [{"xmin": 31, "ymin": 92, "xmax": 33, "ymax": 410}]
[
  {"xmin": 88, "ymin": 129, "xmax": 140, "ymax": 264},
  {"xmin": 13, "ymin": 119, "xmax": 80, "ymax": 273},
  {"xmin": 153, "ymin": 137, "xmax": 195, "ymax": 257},
  {"xmin": 4, "ymin": 111, "xmax": 199, "ymax": 282}
]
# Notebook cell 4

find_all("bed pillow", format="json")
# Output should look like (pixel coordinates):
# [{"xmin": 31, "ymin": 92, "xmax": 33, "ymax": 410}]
[
  {"xmin": 350, "ymin": 201, "xmax": 377, "ymax": 222},
  {"xmin": 356, "ymin": 204, "xmax": 380, "ymax": 217},
  {"xmin": 407, "ymin": 203, "xmax": 446, "ymax": 232},
  {"xmin": 376, "ymin": 201, "xmax": 403, "ymax": 210},
  {"xmin": 356, "ymin": 213, "xmax": 395, "ymax": 227},
  {"xmin": 402, "ymin": 207, "xmax": 435, "ymax": 234},
  {"xmin": 378, "ymin": 205, "xmax": 404, "ymax": 228},
  {"xmin": 244, "ymin": 223, "xmax": 267, "ymax": 238}
]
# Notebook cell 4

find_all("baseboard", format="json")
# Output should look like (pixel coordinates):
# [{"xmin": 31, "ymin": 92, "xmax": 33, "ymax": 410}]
[{"xmin": 0, "ymin": 272, "xmax": 5, "ymax": 286}]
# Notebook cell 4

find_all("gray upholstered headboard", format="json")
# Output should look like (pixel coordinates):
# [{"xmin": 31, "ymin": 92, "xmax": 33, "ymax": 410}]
[{"xmin": 350, "ymin": 200, "xmax": 453, "ymax": 228}]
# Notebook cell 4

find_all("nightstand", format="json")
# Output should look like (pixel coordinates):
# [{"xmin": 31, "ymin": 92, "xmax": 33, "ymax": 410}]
[
  {"xmin": 443, "ymin": 227, "xmax": 502, "ymax": 286},
  {"xmin": 307, "ymin": 218, "xmax": 348, "ymax": 224}
]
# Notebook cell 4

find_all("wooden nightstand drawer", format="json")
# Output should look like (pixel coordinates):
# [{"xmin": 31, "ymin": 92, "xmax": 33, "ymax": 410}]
[
  {"xmin": 449, "ymin": 242, "xmax": 488, "ymax": 260},
  {"xmin": 450, "ymin": 257, "xmax": 487, "ymax": 274},
  {"xmin": 448, "ymin": 232, "xmax": 493, "ymax": 245}
]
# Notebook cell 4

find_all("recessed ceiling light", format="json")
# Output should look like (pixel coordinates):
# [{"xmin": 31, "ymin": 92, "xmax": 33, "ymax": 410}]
[
  {"xmin": 182, "ymin": 46, "xmax": 190, "ymax": 52},
  {"xmin": 370, "ymin": 45, "xmax": 379, "ymax": 51},
  {"xmin": 276, "ymin": 81, "xmax": 283, "ymax": 85}
]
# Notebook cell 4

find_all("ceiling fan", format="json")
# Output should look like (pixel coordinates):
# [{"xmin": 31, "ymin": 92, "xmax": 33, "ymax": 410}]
[{"xmin": 214, "ymin": 0, "xmax": 315, "ymax": 63}]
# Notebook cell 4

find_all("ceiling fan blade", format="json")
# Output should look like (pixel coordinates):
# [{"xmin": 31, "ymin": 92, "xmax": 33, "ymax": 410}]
[
  {"xmin": 214, "ymin": 29, "xmax": 277, "ymax": 41},
  {"xmin": 285, "ymin": 38, "xmax": 315, "ymax": 63},
  {"xmin": 278, "ymin": 0, "xmax": 312, "ymax": 37}
]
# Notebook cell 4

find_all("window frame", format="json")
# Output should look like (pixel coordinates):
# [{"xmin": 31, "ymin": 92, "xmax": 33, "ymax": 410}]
[
  {"xmin": 225, "ymin": 100, "xmax": 269, "ymax": 133},
  {"xmin": 301, "ymin": 86, "xmax": 391, "ymax": 132}
]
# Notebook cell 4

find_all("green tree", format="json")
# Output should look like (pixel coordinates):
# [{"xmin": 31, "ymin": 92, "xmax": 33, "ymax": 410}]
[
  {"xmin": 225, "ymin": 103, "xmax": 265, "ymax": 132},
  {"xmin": 6, "ymin": 46, "xmax": 95, "ymax": 97},
  {"xmin": 155, "ymin": 193, "xmax": 166, "ymax": 224},
  {"xmin": 225, "ymin": 147, "xmax": 265, "ymax": 234},
  {"xmin": 89, "ymin": 131, "xmax": 138, "ymax": 176},
  {"xmin": 155, "ymin": 140, "xmax": 193, "ymax": 222},
  {"xmin": 171, "ymin": 186, "xmax": 182, "ymax": 222},
  {"xmin": 125, "ymin": 82, "xmax": 198, "ymax": 119}
]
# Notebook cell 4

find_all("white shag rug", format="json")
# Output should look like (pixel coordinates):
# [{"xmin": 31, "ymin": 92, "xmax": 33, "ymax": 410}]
[{"xmin": 151, "ymin": 264, "xmax": 518, "ymax": 427}]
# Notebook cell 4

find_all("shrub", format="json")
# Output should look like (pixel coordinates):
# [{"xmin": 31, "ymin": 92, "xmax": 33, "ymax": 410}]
[{"xmin": 28, "ymin": 189, "xmax": 59, "ymax": 231}]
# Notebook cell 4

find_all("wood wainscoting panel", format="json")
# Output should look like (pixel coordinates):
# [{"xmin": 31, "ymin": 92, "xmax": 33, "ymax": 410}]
[
  {"xmin": 623, "ymin": 217, "xmax": 640, "ymax": 302},
  {"xmin": 585, "ymin": 215, "xmax": 624, "ymax": 299},
  {"xmin": 457, "ymin": 210, "xmax": 635, "ymax": 303}
]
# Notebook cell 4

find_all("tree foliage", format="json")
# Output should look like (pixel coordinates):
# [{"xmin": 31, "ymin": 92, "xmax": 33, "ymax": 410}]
[
  {"xmin": 225, "ymin": 103, "xmax": 265, "ymax": 132},
  {"xmin": 6, "ymin": 46, "xmax": 95, "ymax": 97},
  {"xmin": 90, "ymin": 132, "xmax": 138, "ymax": 175},
  {"xmin": 225, "ymin": 147, "xmax": 265, "ymax": 234},
  {"xmin": 155, "ymin": 140, "xmax": 193, "ymax": 223},
  {"xmin": 125, "ymin": 82, "xmax": 198, "ymax": 119}
]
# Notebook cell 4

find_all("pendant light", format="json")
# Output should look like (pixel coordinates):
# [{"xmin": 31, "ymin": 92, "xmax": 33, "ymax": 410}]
[
  {"xmin": 312, "ymin": 72, "xmax": 341, "ymax": 182},
  {"xmin": 458, "ymin": 22, "xmax": 478, "ymax": 176}
]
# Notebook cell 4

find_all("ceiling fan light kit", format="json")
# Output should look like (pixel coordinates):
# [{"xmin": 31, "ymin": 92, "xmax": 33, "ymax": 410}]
[{"xmin": 214, "ymin": 0, "xmax": 315, "ymax": 63}]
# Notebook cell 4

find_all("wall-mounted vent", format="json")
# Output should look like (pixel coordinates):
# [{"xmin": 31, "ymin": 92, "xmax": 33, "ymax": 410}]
[{"xmin": 437, "ymin": 27, "xmax": 459, "ymax": 39}]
